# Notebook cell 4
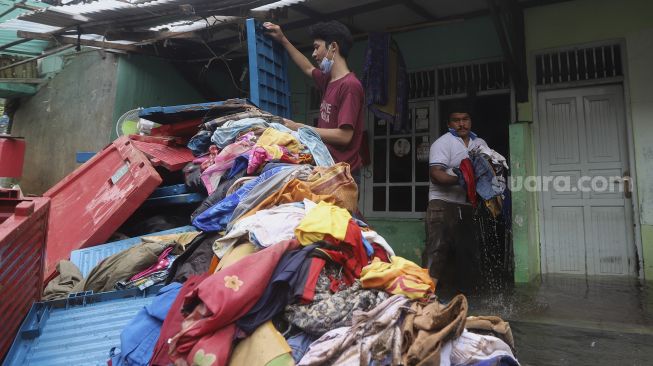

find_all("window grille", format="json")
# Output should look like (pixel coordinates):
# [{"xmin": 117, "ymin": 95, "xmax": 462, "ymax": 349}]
[
  {"xmin": 535, "ymin": 44, "xmax": 622, "ymax": 85},
  {"xmin": 437, "ymin": 61, "xmax": 510, "ymax": 96}
]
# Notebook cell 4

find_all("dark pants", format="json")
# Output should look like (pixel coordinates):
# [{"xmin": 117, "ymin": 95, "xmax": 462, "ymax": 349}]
[{"xmin": 423, "ymin": 199, "xmax": 480, "ymax": 293}]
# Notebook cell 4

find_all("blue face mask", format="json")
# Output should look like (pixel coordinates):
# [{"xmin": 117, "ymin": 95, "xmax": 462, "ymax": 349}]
[{"xmin": 319, "ymin": 45, "xmax": 334, "ymax": 73}]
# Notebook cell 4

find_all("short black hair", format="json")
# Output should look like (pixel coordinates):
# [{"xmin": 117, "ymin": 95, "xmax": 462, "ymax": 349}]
[
  {"xmin": 447, "ymin": 100, "xmax": 474, "ymax": 119},
  {"xmin": 309, "ymin": 21, "xmax": 353, "ymax": 58}
]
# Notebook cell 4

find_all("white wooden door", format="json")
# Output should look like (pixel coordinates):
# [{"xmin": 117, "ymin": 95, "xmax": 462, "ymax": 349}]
[{"xmin": 538, "ymin": 85, "xmax": 636, "ymax": 276}]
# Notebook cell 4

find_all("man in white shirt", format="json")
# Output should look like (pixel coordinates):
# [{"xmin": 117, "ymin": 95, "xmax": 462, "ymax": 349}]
[{"xmin": 424, "ymin": 106, "xmax": 487, "ymax": 292}]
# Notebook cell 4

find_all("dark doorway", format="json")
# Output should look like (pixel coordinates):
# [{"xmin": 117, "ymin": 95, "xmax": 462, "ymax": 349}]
[{"xmin": 438, "ymin": 93, "xmax": 513, "ymax": 293}]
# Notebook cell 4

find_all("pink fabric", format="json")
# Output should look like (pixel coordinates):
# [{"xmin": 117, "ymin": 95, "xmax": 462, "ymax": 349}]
[
  {"xmin": 200, "ymin": 138, "xmax": 254, "ymax": 194},
  {"xmin": 168, "ymin": 239, "xmax": 300, "ymax": 366},
  {"xmin": 200, "ymin": 145, "xmax": 221, "ymax": 171},
  {"xmin": 246, "ymin": 145, "xmax": 288, "ymax": 174}
]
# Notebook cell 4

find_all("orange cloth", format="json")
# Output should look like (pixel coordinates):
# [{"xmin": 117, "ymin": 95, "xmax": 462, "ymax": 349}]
[
  {"xmin": 306, "ymin": 162, "xmax": 358, "ymax": 212},
  {"xmin": 360, "ymin": 256, "xmax": 435, "ymax": 300},
  {"xmin": 237, "ymin": 179, "xmax": 338, "ymax": 221}
]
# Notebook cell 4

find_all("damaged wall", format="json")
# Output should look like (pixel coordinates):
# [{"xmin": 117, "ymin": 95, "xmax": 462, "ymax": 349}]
[
  {"xmin": 12, "ymin": 50, "xmax": 119, "ymax": 194},
  {"xmin": 12, "ymin": 51, "xmax": 212, "ymax": 194}
]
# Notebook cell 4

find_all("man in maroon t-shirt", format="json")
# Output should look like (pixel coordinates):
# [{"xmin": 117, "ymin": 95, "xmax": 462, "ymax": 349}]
[{"xmin": 264, "ymin": 20, "xmax": 364, "ymax": 183}]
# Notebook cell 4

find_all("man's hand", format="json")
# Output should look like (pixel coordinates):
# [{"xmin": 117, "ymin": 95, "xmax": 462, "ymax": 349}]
[
  {"xmin": 263, "ymin": 22, "xmax": 286, "ymax": 43},
  {"xmin": 263, "ymin": 22, "xmax": 314, "ymax": 77},
  {"xmin": 282, "ymin": 118, "xmax": 304, "ymax": 131},
  {"xmin": 430, "ymin": 166, "xmax": 459, "ymax": 186}
]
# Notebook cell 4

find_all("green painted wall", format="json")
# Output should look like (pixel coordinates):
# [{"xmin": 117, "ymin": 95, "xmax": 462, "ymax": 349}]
[
  {"xmin": 289, "ymin": 16, "xmax": 503, "ymax": 265},
  {"xmin": 521, "ymin": 0, "xmax": 653, "ymax": 279},
  {"xmin": 112, "ymin": 54, "xmax": 205, "ymax": 139},
  {"xmin": 367, "ymin": 218, "xmax": 425, "ymax": 264},
  {"xmin": 510, "ymin": 123, "xmax": 540, "ymax": 282}
]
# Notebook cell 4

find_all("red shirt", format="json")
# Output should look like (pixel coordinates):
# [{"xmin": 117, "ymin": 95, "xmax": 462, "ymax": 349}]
[{"xmin": 312, "ymin": 69, "xmax": 364, "ymax": 171}]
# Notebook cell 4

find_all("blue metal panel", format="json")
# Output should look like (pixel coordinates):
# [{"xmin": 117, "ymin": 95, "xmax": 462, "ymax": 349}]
[
  {"xmin": 148, "ymin": 184, "xmax": 192, "ymax": 198},
  {"xmin": 143, "ymin": 184, "xmax": 206, "ymax": 208},
  {"xmin": 75, "ymin": 151, "xmax": 95, "ymax": 163},
  {"xmin": 246, "ymin": 18, "xmax": 292, "ymax": 119},
  {"xmin": 138, "ymin": 98, "xmax": 248, "ymax": 124},
  {"xmin": 142, "ymin": 193, "xmax": 205, "ymax": 208},
  {"xmin": 3, "ymin": 286, "xmax": 160, "ymax": 366},
  {"xmin": 69, "ymin": 226, "xmax": 197, "ymax": 278}
]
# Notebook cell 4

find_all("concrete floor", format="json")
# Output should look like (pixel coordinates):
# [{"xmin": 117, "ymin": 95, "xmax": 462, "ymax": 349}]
[{"xmin": 444, "ymin": 275, "xmax": 653, "ymax": 365}]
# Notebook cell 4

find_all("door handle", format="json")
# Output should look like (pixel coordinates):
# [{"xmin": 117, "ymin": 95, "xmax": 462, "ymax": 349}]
[{"xmin": 623, "ymin": 175, "xmax": 632, "ymax": 199}]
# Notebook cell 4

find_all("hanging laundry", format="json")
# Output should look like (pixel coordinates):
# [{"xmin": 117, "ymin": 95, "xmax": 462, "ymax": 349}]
[
  {"xmin": 361, "ymin": 33, "xmax": 409, "ymax": 133},
  {"xmin": 167, "ymin": 240, "xmax": 299, "ymax": 366},
  {"xmin": 360, "ymin": 256, "xmax": 435, "ymax": 300},
  {"xmin": 297, "ymin": 295, "xmax": 409, "ymax": 366}
]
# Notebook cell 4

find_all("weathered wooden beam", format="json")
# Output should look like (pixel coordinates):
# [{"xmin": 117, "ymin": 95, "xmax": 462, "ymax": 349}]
[
  {"xmin": 17, "ymin": 30, "xmax": 143, "ymax": 52},
  {"xmin": 0, "ymin": 45, "xmax": 73, "ymax": 72},
  {"xmin": 0, "ymin": 78, "xmax": 46, "ymax": 84},
  {"xmin": 0, "ymin": 38, "xmax": 32, "ymax": 52}
]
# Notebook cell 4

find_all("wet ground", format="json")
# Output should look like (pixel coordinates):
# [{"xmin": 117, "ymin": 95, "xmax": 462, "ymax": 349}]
[{"xmin": 443, "ymin": 275, "xmax": 653, "ymax": 365}]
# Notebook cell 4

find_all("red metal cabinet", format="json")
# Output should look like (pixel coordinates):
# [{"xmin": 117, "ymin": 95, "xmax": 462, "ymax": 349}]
[
  {"xmin": 0, "ymin": 197, "xmax": 49, "ymax": 361},
  {"xmin": 43, "ymin": 137, "xmax": 162, "ymax": 281}
]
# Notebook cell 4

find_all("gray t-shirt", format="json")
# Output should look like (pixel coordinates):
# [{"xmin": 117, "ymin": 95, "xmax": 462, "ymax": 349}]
[{"xmin": 429, "ymin": 132, "xmax": 487, "ymax": 204}]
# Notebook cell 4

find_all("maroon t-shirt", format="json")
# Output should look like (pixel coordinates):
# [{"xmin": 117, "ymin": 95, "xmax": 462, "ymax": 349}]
[{"xmin": 312, "ymin": 69, "xmax": 364, "ymax": 171}]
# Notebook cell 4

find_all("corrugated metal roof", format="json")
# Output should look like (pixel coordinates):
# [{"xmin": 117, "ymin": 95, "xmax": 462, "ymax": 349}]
[
  {"xmin": 18, "ymin": 0, "xmax": 282, "ymax": 28},
  {"xmin": 251, "ymin": 0, "xmax": 308, "ymax": 11},
  {"xmin": 0, "ymin": 1, "xmax": 52, "ymax": 56},
  {"xmin": 149, "ymin": 15, "xmax": 238, "ymax": 32},
  {"xmin": 4, "ymin": 288, "xmax": 160, "ymax": 366}
]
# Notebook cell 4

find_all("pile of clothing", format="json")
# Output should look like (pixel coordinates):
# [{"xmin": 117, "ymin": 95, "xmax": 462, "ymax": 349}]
[{"xmin": 46, "ymin": 101, "xmax": 519, "ymax": 366}]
